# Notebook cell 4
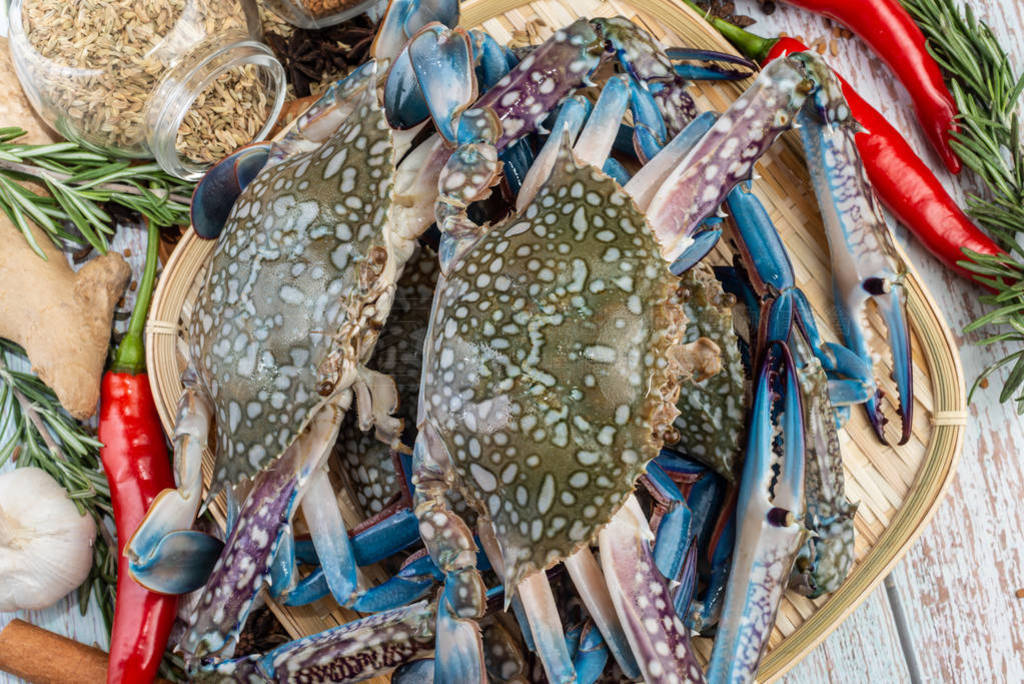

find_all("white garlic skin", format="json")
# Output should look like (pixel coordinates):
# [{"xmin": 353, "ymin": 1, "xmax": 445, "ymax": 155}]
[{"xmin": 0, "ymin": 467, "xmax": 97, "ymax": 612}]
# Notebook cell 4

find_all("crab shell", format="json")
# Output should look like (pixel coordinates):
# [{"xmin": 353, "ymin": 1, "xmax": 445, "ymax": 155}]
[
  {"xmin": 419, "ymin": 144, "xmax": 691, "ymax": 590},
  {"xmin": 188, "ymin": 83, "xmax": 408, "ymax": 491}
]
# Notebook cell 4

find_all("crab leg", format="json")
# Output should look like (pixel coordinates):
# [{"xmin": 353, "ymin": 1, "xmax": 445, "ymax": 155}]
[
  {"xmin": 288, "ymin": 552, "xmax": 435, "ymax": 611},
  {"xmin": 600, "ymin": 495, "xmax": 707, "ymax": 684},
  {"xmin": 623, "ymin": 112, "xmax": 726, "ymax": 273},
  {"xmin": 707, "ymin": 342, "xmax": 807, "ymax": 684},
  {"xmin": 282, "ymin": 542, "xmax": 492, "ymax": 612},
  {"xmin": 126, "ymin": 372, "xmax": 221, "ymax": 594},
  {"xmin": 688, "ymin": 491, "xmax": 735, "ymax": 633},
  {"xmin": 515, "ymin": 95, "xmax": 592, "ymax": 211},
  {"xmin": 410, "ymin": 423, "xmax": 487, "ymax": 683},
  {"xmin": 517, "ymin": 74, "xmax": 636, "ymax": 209},
  {"xmin": 644, "ymin": 462, "xmax": 695, "ymax": 607},
  {"xmin": 180, "ymin": 398, "xmax": 346, "ymax": 664},
  {"xmin": 562, "ymin": 549, "xmax": 642, "ymax": 678},
  {"xmin": 725, "ymin": 183, "xmax": 875, "ymax": 406},
  {"xmin": 516, "ymin": 571, "xmax": 578, "ymax": 683},
  {"xmin": 644, "ymin": 56, "xmax": 817, "ymax": 262},
  {"xmin": 197, "ymin": 601, "xmax": 438, "ymax": 682},
  {"xmin": 793, "ymin": 57, "xmax": 913, "ymax": 445},
  {"xmin": 299, "ymin": 469, "xmax": 360, "ymax": 606}
]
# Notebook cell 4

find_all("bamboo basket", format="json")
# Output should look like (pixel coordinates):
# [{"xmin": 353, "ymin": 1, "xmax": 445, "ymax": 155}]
[{"xmin": 144, "ymin": 0, "xmax": 966, "ymax": 679}]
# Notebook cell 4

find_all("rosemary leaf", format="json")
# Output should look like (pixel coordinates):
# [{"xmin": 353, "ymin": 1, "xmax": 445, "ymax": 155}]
[
  {"xmin": 0, "ymin": 127, "xmax": 194, "ymax": 254},
  {"xmin": 904, "ymin": 0, "xmax": 1024, "ymax": 411}
]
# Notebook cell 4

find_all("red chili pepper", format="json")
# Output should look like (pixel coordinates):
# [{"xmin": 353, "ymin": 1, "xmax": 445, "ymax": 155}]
[
  {"xmin": 684, "ymin": 6, "xmax": 1005, "ymax": 285},
  {"xmin": 778, "ymin": 0, "xmax": 961, "ymax": 174},
  {"xmin": 98, "ymin": 220, "xmax": 177, "ymax": 684}
]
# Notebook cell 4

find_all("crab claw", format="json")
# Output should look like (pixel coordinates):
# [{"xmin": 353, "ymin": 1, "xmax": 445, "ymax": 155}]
[
  {"xmin": 468, "ymin": 29, "xmax": 512, "ymax": 91},
  {"xmin": 385, "ymin": 24, "xmax": 477, "ymax": 141},
  {"xmin": 707, "ymin": 342, "xmax": 807, "ymax": 684},
  {"xmin": 127, "ymin": 530, "xmax": 224, "ymax": 596},
  {"xmin": 725, "ymin": 183, "xmax": 874, "ymax": 389},
  {"xmin": 863, "ymin": 281, "xmax": 913, "ymax": 444},
  {"xmin": 372, "ymin": 0, "xmax": 460, "ymax": 63},
  {"xmin": 791, "ymin": 54, "xmax": 914, "ymax": 445},
  {"xmin": 189, "ymin": 143, "xmax": 270, "ymax": 239},
  {"xmin": 126, "ymin": 381, "xmax": 211, "ymax": 592}
]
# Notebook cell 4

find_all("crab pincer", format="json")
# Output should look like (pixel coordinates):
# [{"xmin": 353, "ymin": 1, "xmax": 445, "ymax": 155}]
[
  {"xmin": 707, "ymin": 341, "xmax": 807, "ymax": 683},
  {"xmin": 793, "ymin": 52, "xmax": 914, "ymax": 445}
]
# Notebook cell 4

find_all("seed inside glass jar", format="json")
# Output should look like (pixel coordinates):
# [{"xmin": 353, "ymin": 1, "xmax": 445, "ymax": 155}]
[{"xmin": 175, "ymin": 64, "xmax": 271, "ymax": 165}]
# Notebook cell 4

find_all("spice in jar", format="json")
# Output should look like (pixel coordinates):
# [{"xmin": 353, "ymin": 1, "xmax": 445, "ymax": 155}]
[
  {"xmin": 175, "ymin": 64, "xmax": 271, "ymax": 164},
  {"xmin": 17, "ymin": 0, "xmax": 272, "ymax": 160}
]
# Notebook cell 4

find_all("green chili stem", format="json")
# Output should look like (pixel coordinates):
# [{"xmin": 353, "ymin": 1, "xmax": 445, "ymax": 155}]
[
  {"xmin": 111, "ymin": 220, "xmax": 159, "ymax": 374},
  {"xmin": 678, "ymin": 0, "xmax": 776, "ymax": 62}
]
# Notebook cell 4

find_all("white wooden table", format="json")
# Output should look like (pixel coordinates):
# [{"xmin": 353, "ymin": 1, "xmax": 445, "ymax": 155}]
[{"xmin": 2, "ymin": 0, "xmax": 1023, "ymax": 681}]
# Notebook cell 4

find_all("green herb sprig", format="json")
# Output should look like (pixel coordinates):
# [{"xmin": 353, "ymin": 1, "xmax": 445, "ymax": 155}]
[
  {"xmin": 0, "ymin": 127, "xmax": 193, "ymax": 259},
  {"xmin": 0, "ymin": 340, "xmax": 116, "ymax": 630},
  {"xmin": 901, "ymin": 0, "xmax": 1024, "ymax": 408}
]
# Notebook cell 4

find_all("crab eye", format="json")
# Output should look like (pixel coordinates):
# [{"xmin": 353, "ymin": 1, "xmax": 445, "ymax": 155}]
[{"xmin": 317, "ymin": 380, "xmax": 335, "ymax": 396}]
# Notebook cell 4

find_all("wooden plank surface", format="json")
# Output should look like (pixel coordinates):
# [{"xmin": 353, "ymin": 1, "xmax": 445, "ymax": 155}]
[
  {"xmin": 784, "ymin": 584, "xmax": 912, "ymax": 683},
  {"xmin": 2, "ymin": 1, "xmax": 1022, "ymax": 682}
]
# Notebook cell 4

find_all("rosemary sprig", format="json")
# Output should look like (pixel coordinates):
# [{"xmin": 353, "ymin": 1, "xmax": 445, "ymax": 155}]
[
  {"xmin": 0, "ymin": 127, "xmax": 193, "ymax": 259},
  {"xmin": 901, "ymin": 0, "xmax": 1024, "ymax": 408},
  {"xmin": 0, "ymin": 340, "xmax": 116, "ymax": 630}
]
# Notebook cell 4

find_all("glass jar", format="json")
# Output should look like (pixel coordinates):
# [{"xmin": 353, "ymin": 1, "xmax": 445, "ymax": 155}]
[
  {"xmin": 8, "ymin": 0, "xmax": 287, "ymax": 180},
  {"xmin": 262, "ymin": 0, "xmax": 378, "ymax": 30}
]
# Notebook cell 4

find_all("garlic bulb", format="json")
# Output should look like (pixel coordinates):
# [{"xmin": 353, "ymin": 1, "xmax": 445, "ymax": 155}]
[{"xmin": 0, "ymin": 467, "xmax": 96, "ymax": 612}]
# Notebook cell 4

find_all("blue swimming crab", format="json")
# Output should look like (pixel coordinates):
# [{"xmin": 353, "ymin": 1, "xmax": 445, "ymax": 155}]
[
  {"xmin": 408, "ymin": 42, "xmax": 912, "ymax": 682},
  {"xmin": 124, "ymin": 0, "xmax": 476, "ymax": 663}
]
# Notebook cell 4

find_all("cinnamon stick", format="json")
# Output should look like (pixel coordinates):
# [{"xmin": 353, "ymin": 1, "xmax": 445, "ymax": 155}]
[{"xmin": 0, "ymin": 620, "xmax": 171, "ymax": 684}]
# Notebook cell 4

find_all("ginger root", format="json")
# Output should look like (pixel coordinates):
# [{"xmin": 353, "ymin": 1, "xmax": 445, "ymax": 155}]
[
  {"xmin": 1, "ymin": 37, "xmax": 130, "ymax": 420},
  {"xmin": 0, "ymin": 216, "xmax": 130, "ymax": 419}
]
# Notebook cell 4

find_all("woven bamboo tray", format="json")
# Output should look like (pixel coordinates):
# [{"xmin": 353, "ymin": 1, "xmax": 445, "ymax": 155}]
[{"xmin": 145, "ymin": 0, "xmax": 966, "ymax": 679}]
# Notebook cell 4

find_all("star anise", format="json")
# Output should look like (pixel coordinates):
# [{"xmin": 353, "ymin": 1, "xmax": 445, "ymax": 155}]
[
  {"xmin": 692, "ymin": 0, "xmax": 757, "ymax": 27},
  {"xmin": 265, "ymin": 15, "xmax": 377, "ymax": 98}
]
